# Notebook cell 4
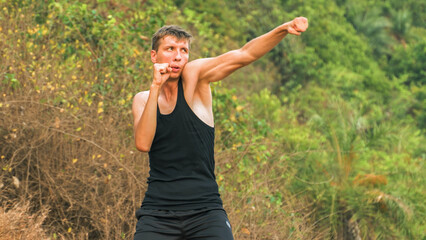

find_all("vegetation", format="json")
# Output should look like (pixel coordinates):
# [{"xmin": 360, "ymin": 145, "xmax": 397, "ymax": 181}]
[{"xmin": 1, "ymin": 0, "xmax": 424, "ymax": 239}]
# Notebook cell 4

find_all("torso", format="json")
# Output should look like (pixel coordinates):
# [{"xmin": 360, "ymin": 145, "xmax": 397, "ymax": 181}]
[{"xmin": 143, "ymin": 76, "xmax": 221, "ymax": 210}]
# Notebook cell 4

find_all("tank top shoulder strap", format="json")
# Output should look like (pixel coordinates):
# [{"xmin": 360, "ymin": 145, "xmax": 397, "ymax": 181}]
[{"xmin": 177, "ymin": 78, "xmax": 184, "ymax": 102}]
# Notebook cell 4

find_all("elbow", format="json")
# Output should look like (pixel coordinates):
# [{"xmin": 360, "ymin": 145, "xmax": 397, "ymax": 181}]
[
  {"xmin": 135, "ymin": 140, "xmax": 151, "ymax": 153},
  {"xmin": 134, "ymin": 131, "xmax": 154, "ymax": 152},
  {"xmin": 136, "ymin": 144, "xmax": 150, "ymax": 153},
  {"xmin": 239, "ymin": 50, "xmax": 257, "ymax": 66},
  {"xmin": 240, "ymin": 53, "xmax": 259, "ymax": 67}
]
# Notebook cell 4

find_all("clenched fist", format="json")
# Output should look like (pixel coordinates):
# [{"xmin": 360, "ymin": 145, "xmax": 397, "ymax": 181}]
[
  {"xmin": 286, "ymin": 17, "xmax": 308, "ymax": 35},
  {"xmin": 152, "ymin": 63, "xmax": 173, "ymax": 87}
]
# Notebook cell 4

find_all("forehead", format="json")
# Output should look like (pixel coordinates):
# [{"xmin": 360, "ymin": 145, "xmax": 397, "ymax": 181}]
[{"xmin": 159, "ymin": 35, "xmax": 189, "ymax": 48}]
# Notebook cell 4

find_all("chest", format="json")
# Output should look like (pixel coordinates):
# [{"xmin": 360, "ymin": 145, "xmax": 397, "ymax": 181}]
[{"xmin": 158, "ymin": 89, "xmax": 214, "ymax": 127}]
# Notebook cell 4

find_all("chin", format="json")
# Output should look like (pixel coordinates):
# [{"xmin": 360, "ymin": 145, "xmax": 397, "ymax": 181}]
[{"xmin": 170, "ymin": 72, "xmax": 182, "ymax": 79}]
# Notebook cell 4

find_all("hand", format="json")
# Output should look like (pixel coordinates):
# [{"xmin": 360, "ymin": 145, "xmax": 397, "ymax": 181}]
[
  {"xmin": 152, "ymin": 63, "xmax": 172, "ymax": 87},
  {"xmin": 286, "ymin": 17, "xmax": 308, "ymax": 35}
]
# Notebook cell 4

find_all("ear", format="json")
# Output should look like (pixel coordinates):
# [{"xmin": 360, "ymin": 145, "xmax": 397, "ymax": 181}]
[{"xmin": 151, "ymin": 50, "xmax": 157, "ymax": 63}]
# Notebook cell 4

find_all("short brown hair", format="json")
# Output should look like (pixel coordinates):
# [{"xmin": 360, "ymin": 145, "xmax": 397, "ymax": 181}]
[{"xmin": 151, "ymin": 25, "xmax": 192, "ymax": 51}]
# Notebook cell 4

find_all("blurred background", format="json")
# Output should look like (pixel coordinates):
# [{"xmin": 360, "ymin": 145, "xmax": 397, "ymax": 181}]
[{"xmin": 0, "ymin": 0, "xmax": 424, "ymax": 239}]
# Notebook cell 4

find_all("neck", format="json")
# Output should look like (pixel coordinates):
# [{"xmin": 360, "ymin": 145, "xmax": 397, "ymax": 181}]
[{"xmin": 161, "ymin": 78, "xmax": 179, "ymax": 102}]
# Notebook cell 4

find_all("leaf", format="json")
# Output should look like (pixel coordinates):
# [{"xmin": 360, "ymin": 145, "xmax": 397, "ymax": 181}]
[
  {"xmin": 353, "ymin": 174, "xmax": 388, "ymax": 187},
  {"xmin": 241, "ymin": 227, "xmax": 251, "ymax": 235},
  {"xmin": 55, "ymin": 117, "xmax": 60, "ymax": 128},
  {"xmin": 12, "ymin": 176, "xmax": 20, "ymax": 188}
]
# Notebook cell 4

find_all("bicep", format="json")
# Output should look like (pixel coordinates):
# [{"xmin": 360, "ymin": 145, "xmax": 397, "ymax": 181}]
[
  {"xmin": 196, "ymin": 49, "xmax": 254, "ymax": 83},
  {"xmin": 132, "ymin": 92, "xmax": 148, "ymax": 131}
]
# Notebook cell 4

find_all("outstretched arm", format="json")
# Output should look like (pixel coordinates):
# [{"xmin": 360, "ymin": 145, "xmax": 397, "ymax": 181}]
[{"xmin": 189, "ymin": 17, "xmax": 308, "ymax": 83}]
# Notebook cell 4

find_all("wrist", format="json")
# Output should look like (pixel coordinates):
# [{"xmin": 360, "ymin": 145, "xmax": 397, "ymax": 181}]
[
  {"xmin": 278, "ymin": 21, "xmax": 292, "ymax": 33},
  {"xmin": 150, "ymin": 84, "xmax": 162, "ymax": 98},
  {"xmin": 282, "ymin": 22, "xmax": 290, "ymax": 31},
  {"xmin": 150, "ymin": 83, "xmax": 161, "ymax": 92}
]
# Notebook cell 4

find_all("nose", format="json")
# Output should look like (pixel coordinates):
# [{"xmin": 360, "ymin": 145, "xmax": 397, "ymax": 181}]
[{"xmin": 174, "ymin": 50, "xmax": 182, "ymax": 61}]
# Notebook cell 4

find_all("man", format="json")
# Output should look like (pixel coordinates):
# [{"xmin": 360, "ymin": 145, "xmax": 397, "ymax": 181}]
[{"xmin": 132, "ymin": 17, "xmax": 308, "ymax": 240}]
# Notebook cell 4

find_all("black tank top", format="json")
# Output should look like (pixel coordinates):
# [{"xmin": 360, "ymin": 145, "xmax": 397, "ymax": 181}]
[{"xmin": 141, "ymin": 79, "xmax": 223, "ymax": 210}]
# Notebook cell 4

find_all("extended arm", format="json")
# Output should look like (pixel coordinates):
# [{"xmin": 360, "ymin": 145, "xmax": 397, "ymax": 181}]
[{"xmin": 191, "ymin": 17, "xmax": 308, "ymax": 83}]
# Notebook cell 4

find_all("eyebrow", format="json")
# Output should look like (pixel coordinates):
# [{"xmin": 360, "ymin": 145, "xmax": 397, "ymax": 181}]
[{"xmin": 163, "ymin": 44, "xmax": 189, "ymax": 50}]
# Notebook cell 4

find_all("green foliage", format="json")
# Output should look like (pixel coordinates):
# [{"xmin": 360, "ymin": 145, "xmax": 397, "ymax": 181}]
[
  {"xmin": 387, "ymin": 0, "xmax": 426, "ymax": 28},
  {"xmin": 345, "ymin": 3, "xmax": 394, "ymax": 57},
  {"xmin": 249, "ymin": 88, "xmax": 283, "ymax": 124},
  {"xmin": 390, "ymin": 9, "xmax": 412, "ymax": 40},
  {"xmin": 285, "ymin": 95, "xmax": 425, "ymax": 239},
  {"xmin": 388, "ymin": 41, "xmax": 426, "ymax": 85},
  {"xmin": 2, "ymin": 73, "xmax": 20, "ymax": 90}
]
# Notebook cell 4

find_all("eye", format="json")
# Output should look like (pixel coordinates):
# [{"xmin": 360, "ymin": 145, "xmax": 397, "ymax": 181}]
[
  {"xmin": 167, "ymin": 47, "xmax": 173, "ymax": 51},
  {"xmin": 181, "ymin": 48, "xmax": 188, "ymax": 53}
]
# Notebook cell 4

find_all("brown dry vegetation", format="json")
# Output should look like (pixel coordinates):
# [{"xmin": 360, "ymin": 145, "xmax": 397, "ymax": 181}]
[
  {"xmin": 0, "ymin": 202, "xmax": 49, "ymax": 240},
  {"xmin": 1, "ymin": 95, "xmax": 148, "ymax": 239}
]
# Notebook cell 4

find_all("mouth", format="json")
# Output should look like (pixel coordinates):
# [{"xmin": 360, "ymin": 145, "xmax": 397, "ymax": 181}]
[{"xmin": 170, "ymin": 66, "xmax": 180, "ymax": 73}]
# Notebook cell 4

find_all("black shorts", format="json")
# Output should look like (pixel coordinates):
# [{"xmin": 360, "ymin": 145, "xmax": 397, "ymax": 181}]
[{"xmin": 133, "ymin": 208, "xmax": 234, "ymax": 240}]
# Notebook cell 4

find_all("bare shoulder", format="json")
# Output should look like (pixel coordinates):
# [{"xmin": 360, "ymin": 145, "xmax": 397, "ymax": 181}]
[
  {"xmin": 132, "ymin": 91, "xmax": 149, "ymax": 112},
  {"xmin": 182, "ymin": 60, "xmax": 213, "ymax": 107},
  {"xmin": 134, "ymin": 90, "xmax": 149, "ymax": 101},
  {"xmin": 184, "ymin": 58, "xmax": 211, "ymax": 74},
  {"xmin": 182, "ymin": 58, "xmax": 212, "ymax": 85},
  {"xmin": 187, "ymin": 58, "xmax": 211, "ymax": 66}
]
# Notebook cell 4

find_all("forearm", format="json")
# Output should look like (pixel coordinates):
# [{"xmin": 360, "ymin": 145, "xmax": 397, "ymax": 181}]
[
  {"xmin": 134, "ymin": 86, "xmax": 160, "ymax": 152},
  {"xmin": 241, "ymin": 23, "xmax": 289, "ymax": 62}
]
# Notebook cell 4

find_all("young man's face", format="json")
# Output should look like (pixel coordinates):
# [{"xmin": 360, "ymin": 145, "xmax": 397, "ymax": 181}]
[{"xmin": 151, "ymin": 35, "xmax": 190, "ymax": 80}]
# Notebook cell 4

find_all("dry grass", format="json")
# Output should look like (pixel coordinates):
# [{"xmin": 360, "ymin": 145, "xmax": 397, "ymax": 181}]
[
  {"xmin": 1, "ymin": 95, "xmax": 149, "ymax": 239},
  {"xmin": 0, "ymin": 3, "xmax": 148, "ymax": 237},
  {"xmin": 0, "ymin": 202, "xmax": 49, "ymax": 240}
]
